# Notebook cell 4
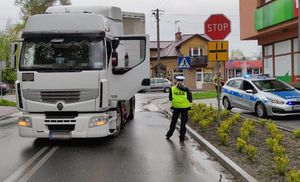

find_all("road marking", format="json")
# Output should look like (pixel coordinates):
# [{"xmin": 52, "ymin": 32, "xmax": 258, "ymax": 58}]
[
  {"xmin": 19, "ymin": 146, "xmax": 59, "ymax": 182},
  {"xmin": 3, "ymin": 147, "xmax": 48, "ymax": 182}
]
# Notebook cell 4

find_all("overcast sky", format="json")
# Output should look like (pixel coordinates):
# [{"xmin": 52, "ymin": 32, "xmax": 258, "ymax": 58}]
[{"xmin": 0, "ymin": 0, "xmax": 260, "ymax": 57}]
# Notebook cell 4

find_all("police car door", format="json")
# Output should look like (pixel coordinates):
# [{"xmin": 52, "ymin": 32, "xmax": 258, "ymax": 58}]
[
  {"xmin": 241, "ymin": 80, "xmax": 258, "ymax": 111},
  {"xmin": 108, "ymin": 35, "xmax": 150, "ymax": 100},
  {"xmin": 228, "ymin": 79, "xmax": 244, "ymax": 109}
]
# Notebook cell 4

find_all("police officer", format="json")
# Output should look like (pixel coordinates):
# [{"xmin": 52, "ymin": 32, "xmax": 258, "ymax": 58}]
[{"xmin": 166, "ymin": 76, "xmax": 192, "ymax": 142}]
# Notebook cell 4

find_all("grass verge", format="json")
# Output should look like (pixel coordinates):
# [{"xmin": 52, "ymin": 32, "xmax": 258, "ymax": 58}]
[
  {"xmin": 192, "ymin": 91, "xmax": 217, "ymax": 100},
  {"xmin": 0, "ymin": 99, "xmax": 16, "ymax": 107}
]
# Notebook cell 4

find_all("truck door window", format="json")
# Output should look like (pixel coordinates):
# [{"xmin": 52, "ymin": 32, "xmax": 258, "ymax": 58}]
[{"xmin": 113, "ymin": 37, "xmax": 146, "ymax": 71}]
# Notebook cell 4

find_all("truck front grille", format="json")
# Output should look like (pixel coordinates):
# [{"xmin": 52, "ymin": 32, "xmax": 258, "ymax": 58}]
[
  {"xmin": 41, "ymin": 91, "xmax": 80, "ymax": 103},
  {"xmin": 23, "ymin": 89, "xmax": 99, "ymax": 104}
]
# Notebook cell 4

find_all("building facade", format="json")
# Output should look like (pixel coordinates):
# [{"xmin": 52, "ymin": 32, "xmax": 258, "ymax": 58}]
[
  {"xmin": 239, "ymin": 0, "xmax": 299, "ymax": 87},
  {"xmin": 225, "ymin": 60, "xmax": 262, "ymax": 79},
  {"xmin": 150, "ymin": 32, "xmax": 226, "ymax": 90}
]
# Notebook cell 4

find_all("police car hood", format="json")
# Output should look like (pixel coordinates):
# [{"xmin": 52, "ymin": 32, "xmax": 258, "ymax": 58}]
[{"xmin": 267, "ymin": 90, "xmax": 300, "ymax": 100}]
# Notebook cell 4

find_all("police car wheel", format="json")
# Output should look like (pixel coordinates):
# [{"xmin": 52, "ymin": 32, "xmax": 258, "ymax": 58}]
[
  {"xmin": 255, "ymin": 102, "xmax": 267, "ymax": 118},
  {"xmin": 223, "ymin": 97, "xmax": 232, "ymax": 110},
  {"xmin": 164, "ymin": 87, "xmax": 170, "ymax": 93}
]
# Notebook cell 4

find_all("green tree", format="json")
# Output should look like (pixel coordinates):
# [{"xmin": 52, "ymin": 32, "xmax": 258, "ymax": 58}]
[{"xmin": 14, "ymin": 0, "xmax": 72, "ymax": 32}]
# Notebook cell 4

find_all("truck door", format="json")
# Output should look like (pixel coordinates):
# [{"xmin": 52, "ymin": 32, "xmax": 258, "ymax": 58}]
[{"xmin": 108, "ymin": 35, "xmax": 150, "ymax": 100}]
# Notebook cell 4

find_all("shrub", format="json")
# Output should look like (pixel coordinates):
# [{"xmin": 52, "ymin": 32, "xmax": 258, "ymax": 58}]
[
  {"xmin": 274, "ymin": 133, "xmax": 284, "ymax": 143},
  {"xmin": 232, "ymin": 113, "xmax": 241, "ymax": 122},
  {"xmin": 236, "ymin": 137, "xmax": 247, "ymax": 153},
  {"xmin": 218, "ymin": 122, "xmax": 230, "ymax": 134},
  {"xmin": 220, "ymin": 109, "xmax": 230, "ymax": 119},
  {"xmin": 245, "ymin": 144, "xmax": 257, "ymax": 161},
  {"xmin": 287, "ymin": 169, "xmax": 300, "ymax": 182},
  {"xmin": 259, "ymin": 118, "xmax": 270, "ymax": 127},
  {"xmin": 273, "ymin": 144, "xmax": 285, "ymax": 158},
  {"xmin": 266, "ymin": 137, "xmax": 279, "ymax": 152},
  {"xmin": 267, "ymin": 122, "xmax": 279, "ymax": 136},
  {"xmin": 274, "ymin": 156, "xmax": 289, "ymax": 175},
  {"xmin": 293, "ymin": 129, "xmax": 300, "ymax": 139},
  {"xmin": 199, "ymin": 119, "xmax": 212, "ymax": 131},
  {"xmin": 218, "ymin": 132, "xmax": 229, "ymax": 145},
  {"xmin": 240, "ymin": 127, "xmax": 251, "ymax": 141}
]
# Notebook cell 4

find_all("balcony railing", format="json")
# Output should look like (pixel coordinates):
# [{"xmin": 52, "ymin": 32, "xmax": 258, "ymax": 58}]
[{"xmin": 190, "ymin": 56, "xmax": 208, "ymax": 68}]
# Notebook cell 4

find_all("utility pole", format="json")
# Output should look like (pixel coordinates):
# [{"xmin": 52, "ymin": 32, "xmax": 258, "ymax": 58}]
[{"xmin": 152, "ymin": 9, "xmax": 163, "ymax": 77}]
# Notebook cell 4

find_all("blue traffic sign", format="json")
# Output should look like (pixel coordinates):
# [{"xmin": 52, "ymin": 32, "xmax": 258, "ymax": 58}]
[{"xmin": 178, "ymin": 57, "xmax": 191, "ymax": 69}]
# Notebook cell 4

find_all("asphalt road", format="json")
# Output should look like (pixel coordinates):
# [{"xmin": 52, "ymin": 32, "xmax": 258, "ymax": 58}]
[{"xmin": 0, "ymin": 93, "xmax": 233, "ymax": 182}]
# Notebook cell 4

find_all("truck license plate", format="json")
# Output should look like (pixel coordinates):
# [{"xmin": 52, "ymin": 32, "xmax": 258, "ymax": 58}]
[
  {"xmin": 49, "ymin": 131, "xmax": 71, "ymax": 140},
  {"xmin": 293, "ymin": 105, "xmax": 300, "ymax": 111}
]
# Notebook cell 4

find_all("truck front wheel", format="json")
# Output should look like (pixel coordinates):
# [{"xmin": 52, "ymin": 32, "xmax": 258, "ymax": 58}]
[{"xmin": 128, "ymin": 96, "xmax": 135, "ymax": 120}]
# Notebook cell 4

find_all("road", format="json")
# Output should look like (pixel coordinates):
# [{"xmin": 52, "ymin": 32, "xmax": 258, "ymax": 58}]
[{"xmin": 0, "ymin": 93, "xmax": 233, "ymax": 182}]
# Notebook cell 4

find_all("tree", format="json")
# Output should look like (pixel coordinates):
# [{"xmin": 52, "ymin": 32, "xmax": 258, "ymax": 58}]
[
  {"xmin": 230, "ymin": 49, "xmax": 246, "ymax": 60},
  {"xmin": 14, "ymin": 0, "xmax": 72, "ymax": 32}
]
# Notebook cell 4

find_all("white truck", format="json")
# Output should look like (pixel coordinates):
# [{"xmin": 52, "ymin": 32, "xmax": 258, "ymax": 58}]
[{"xmin": 10, "ymin": 6, "xmax": 150, "ymax": 139}]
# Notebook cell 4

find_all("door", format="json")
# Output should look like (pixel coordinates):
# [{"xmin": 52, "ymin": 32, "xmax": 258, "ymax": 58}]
[
  {"xmin": 108, "ymin": 35, "xmax": 150, "ymax": 100},
  {"xmin": 196, "ymin": 70, "xmax": 203, "ymax": 89},
  {"xmin": 241, "ymin": 80, "xmax": 258, "ymax": 111}
]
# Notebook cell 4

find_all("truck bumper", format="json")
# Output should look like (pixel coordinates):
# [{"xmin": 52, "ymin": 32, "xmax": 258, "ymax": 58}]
[{"xmin": 18, "ymin": 112, "xmax": 117, "ymax": 138}]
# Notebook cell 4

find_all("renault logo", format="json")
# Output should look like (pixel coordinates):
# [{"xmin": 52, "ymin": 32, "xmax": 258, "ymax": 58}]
[{"xmin": 57, "ymin": 103, "xmax": 64, "ymax": 111}]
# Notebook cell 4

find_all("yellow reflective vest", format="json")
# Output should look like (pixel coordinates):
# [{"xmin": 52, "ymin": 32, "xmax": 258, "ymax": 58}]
[{"xmin": 171, "ymin": 86, "xmax": 191, "ymax": 108}]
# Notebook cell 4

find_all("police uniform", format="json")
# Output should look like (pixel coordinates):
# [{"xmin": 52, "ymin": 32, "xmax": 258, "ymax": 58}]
[{"xmin": 166, "ymin": 76, "xmax": 192, "ymax": 142}]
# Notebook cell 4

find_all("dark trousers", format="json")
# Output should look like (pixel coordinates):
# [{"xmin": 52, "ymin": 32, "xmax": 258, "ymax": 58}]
[{"xmin": 166, "ymin": 108, "xmax": 189, "ymax": 139}]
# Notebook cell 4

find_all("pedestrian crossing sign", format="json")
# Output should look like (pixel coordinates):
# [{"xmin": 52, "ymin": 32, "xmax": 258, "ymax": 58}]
[{"xmin": 178, "ymin": 57, "xmax": 191, "ymax": 69}]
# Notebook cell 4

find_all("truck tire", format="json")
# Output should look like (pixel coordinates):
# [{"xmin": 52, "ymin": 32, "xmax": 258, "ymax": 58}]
[
  {"xmin": 128, "ymin": 96, "xmax": 135, "ymax": 120},
  {"xmin": 114, "ymin": 106, "xmax": 122, "ymax": 135}
]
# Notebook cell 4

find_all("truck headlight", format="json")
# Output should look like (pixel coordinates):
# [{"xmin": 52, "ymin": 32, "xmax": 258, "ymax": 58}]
[
  {"xmin": 18, "ymin": 116, "xmax": 32, "ymax": 127},
  {"xmin": 267, "ymin": 97, "xmax": 285, "ymax": 105},
  {"xmin": 89, "ymin": 116, "xmax": 109, "ymax": 128}
]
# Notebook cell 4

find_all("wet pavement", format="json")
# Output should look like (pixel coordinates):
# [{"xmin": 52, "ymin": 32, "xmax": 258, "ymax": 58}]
[{"xmin": 0, "ymin": 93, "xmax": 234, "ymax": 182}]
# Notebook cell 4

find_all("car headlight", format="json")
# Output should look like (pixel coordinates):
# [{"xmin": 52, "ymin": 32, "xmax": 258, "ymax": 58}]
[
  {"xmin": 18, "ymin": 116, "xmax": 32, "ymax": 127},
  {"xmin": 267, "ymin": 97, "xmax": 285, "ymax": 105},
  {"xmin": 89, "ymin": 116, "xmax": 109, "ymax": 128}
]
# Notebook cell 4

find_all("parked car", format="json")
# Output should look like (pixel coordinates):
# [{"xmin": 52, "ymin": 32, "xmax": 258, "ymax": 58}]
[
  {"xmin": 222, "ymin": 75, "xmax": 300, "ymax": 118},
  {"xmin": 0, "ymin": 82, "xmax": 8, "ymax": 95},
  {"xmin": 141, "ymin": 78, "xmax": 172, "ymax": 93}
]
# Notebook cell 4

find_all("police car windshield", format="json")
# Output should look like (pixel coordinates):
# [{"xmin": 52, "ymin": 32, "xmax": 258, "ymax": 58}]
[{"xmin": 252, "ymin": 80, "xmax": 294, "ymax": 92}]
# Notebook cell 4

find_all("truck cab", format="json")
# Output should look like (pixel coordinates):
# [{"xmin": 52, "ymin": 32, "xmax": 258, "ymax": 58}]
[{"xmin": 12, "ymin": 6, "xmax": 150, "ymax": 139}]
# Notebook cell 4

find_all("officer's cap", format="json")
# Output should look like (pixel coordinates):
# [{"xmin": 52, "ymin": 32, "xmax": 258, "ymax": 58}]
[{"xmin": 175, "ymin": 76, "xmax": 185, "ymax": 81}]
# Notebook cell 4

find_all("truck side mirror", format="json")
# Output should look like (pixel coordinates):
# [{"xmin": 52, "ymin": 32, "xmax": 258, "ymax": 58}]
[
  {"xmin": 10, "ymin": 43, "xmax": 17, "ymax": 69},
  {"xmin": 112, "ymin": 51, "xmax": 118, "ymax": 67},
  {"xmin": 112, "ymin": 38, "xmax": 120, "ymax": 50}
]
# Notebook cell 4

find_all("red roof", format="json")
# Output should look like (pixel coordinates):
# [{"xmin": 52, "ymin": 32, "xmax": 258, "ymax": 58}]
[{"xmin": 225, "ymin": 60, "xmax": 262, "ymax": 69}]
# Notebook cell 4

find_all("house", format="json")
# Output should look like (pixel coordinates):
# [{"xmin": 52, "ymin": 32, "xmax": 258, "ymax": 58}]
[{"xmin": 150, "ymin": 32, "xmax": 226, "ymax": 90}]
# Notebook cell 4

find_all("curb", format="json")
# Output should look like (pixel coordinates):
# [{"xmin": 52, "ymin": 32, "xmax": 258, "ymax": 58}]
[
  {"xmin": 158, "ymin": 101, "xmax": 258, "ymax": 182},
  {"xmin": 0, "ymin": 111, "xmax": 20, "ymax": 126}
]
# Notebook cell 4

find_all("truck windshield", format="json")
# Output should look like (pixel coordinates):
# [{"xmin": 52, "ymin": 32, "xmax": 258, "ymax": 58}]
[{"xmin": 20, "ymin": 38, "xmax": 106, "ymax": 71}]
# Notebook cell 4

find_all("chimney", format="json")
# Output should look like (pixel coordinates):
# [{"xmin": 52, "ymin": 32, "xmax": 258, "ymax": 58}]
[{"xmin": 175, "ymin": 32, "xmax": 182, "ymax": 40}]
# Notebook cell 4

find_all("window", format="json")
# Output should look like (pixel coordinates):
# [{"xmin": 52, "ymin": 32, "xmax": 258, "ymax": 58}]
[
  {"xmin": 189, "ymin": 47, "xmax": 201, "ymax": 57},
  {"xmin": 21, "ymin": 37, "xmax": 106, "ymax": 71},
  {"xmin": 228, "ymin": 80, "xmax": 242, "ymax": 89},
  {"xmin": 242, "ymin": 81, "xmax": 255, "ymax": 91}
]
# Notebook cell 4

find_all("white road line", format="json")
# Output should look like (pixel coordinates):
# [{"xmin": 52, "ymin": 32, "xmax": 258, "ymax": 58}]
[
  {"xmin": 19, "ymin": 146, "xmax": 59, "ymax": 182},
  {"xmin": 3, "ymin": 147, "xmax": 48, "ymax": 182}
]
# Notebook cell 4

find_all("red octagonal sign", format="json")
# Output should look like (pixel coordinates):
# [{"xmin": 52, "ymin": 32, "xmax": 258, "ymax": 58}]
[{"xmin": 205, "ymin": 14, "xmax": 231, "ymax": 40}]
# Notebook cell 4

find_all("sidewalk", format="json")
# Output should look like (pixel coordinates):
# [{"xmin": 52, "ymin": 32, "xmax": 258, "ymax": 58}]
[{"xmin": 0, "ymin": 106, "xmax": 19, "ymax": 119}]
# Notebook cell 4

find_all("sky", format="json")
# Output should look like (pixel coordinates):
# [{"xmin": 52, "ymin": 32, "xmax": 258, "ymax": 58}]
[{"xmin": 0, "ymin": 0, "xmax": 260, "ymax": 57}]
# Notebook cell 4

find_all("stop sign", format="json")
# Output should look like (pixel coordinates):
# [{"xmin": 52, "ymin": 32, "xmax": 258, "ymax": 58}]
[{"xmin": 205, "ymin": 14, "xmax": 231, "ymax": 40}]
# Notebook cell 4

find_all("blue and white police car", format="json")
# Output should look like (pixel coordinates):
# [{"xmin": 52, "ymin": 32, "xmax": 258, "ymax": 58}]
[{"xmin": 222, "ymin": 75, "xmax": 300, "ymax": 118}]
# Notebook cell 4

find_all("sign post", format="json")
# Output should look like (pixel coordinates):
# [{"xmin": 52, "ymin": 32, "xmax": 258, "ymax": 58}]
[{"xmin": 205, "ymin": 14, "xmax": 231, "ymax": 125}]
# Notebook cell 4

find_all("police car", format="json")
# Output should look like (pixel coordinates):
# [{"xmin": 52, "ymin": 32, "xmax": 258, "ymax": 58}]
[{"xmin": 222, "ymin": 75, "xmax": 300, "ymax": 118}]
